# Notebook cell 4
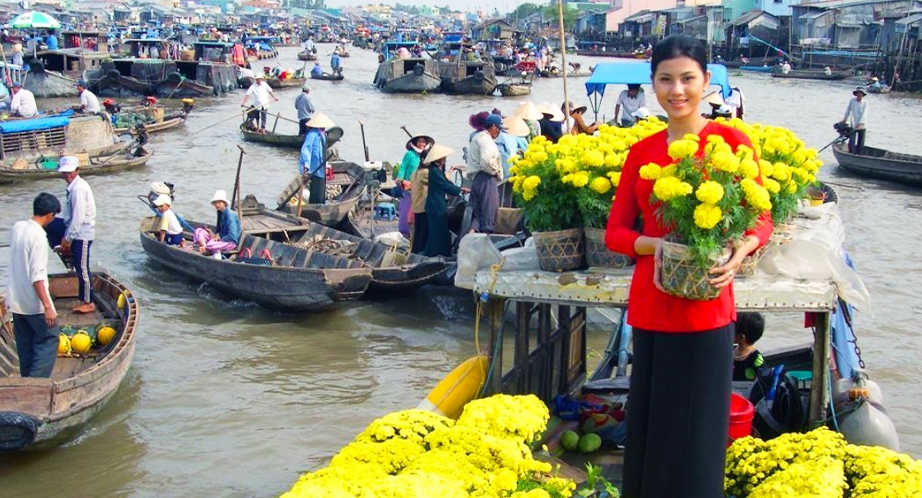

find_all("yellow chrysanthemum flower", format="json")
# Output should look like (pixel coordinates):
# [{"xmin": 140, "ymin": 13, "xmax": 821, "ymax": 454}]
[
  {"xmin": 639, "ymin": 163, "xmax": 663, "ymax": 180},
  {"xmin": 581, "ymin": 150, "xmax": 605, "ymax": 168},
  {"xmin": 772, "ymin": 163, "xmax": 791, "ymax": 182},
  {"xmin": 522, "ymin": 175, "xmax": 541, "ymax": 193},
  {"xmin": 607, "ymin": 171, "xmax": 622, "ymax": 187},
  {"xmin": 693, "ymin": 203, "xmax": 722, "ymax": 229},
  {"xmin": 739, "ymin": 158, "xmax": 760, "ymax": 179},
  {"xmin": 590, "ymin": 176, "xmax": 611, "ymax": 194},
  {"xmin": 710, "ymin": 150, "xmax": 740, "ymax": 173},
  {"xmin": 695, "ymin": 180, "xmax": 725, "ymax": 204},
  {"xmin": 667, "ymin": 139, "xmax": 699, "ymax": 160},
  {"xmin": 652, "ymin": 176, "xmax": 693, "ymax": 202}
]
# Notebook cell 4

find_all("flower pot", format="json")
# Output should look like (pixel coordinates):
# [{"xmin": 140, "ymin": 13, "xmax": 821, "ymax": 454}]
[
  {"xmin": 584, "ymin": 227, "xmax": 634, "ymax": 269},
  {"xmin": 660, "ymin": 238, "xmax": 731, "ymax": 301},
  {"xmin": 533, "ymin": 228, "xmax": 585, "ymax": 272}
]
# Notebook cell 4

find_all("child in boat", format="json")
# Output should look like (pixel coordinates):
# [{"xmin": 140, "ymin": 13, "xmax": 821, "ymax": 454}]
[
  {"xmin": 153, "ymin": 194, "xmax": 184, "ymax": 247},
  {"xmin": 733, "ymin": 312, "xmax": 765, "ymax": 381}
]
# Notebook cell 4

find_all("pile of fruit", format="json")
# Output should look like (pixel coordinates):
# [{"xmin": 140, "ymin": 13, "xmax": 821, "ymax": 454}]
[
  {"xmin": 57, "ymin": 323, "xmax": 117, "ymax": 357},
  {"xmin": 725, "ymin": 427, "xmax": 922, "ymax": 497}
]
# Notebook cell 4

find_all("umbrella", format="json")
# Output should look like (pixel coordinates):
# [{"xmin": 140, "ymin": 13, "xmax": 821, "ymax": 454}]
[{"xmin": 8, "ymin": 11, "xmax": 61, "ymax": 29}]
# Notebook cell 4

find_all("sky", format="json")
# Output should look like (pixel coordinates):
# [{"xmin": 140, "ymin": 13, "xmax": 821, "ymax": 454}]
[{"xmin": 322, "ymin": 0, "xmax": 521, "ymax": 14}]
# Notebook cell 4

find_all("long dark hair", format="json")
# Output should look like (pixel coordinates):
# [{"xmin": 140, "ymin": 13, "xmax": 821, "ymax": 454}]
[{"xmin": 651, "ymin": 35, "xmax": 708, "ymax": 76}]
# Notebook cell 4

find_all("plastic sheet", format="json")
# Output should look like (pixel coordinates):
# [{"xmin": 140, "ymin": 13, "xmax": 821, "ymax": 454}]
[{"xmin": 456, "ymin": 234, "xmax": 502, "ymax": 290}]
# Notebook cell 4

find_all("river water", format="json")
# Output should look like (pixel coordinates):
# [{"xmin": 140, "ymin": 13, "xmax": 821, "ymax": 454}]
[{"xmin": 0, "ymin": 46, "xmax": 920, "ymax": 497}]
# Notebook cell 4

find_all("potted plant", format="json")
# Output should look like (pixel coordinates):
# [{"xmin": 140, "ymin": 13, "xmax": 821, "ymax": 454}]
[{"xmin": 646, "ymin": 133, "xmax": 772, "ymax": 300}]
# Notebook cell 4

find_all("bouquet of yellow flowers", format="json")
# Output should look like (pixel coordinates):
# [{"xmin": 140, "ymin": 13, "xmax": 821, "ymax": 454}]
[{"xmin": 645, "ymin": 133, "xmax": 772, "ymax": 299}]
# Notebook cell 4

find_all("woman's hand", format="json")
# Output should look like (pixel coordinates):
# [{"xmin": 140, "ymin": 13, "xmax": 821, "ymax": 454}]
[
  {"xmin": 709, "ymin": 235, "xmax": 760, "ymax": 288},
  {"xmin": 651, "ymin": 238, "xmax": 665, "ymax": 292}
]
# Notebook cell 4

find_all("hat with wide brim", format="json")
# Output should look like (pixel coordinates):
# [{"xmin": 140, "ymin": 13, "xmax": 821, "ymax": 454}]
[
  {"xmin": 423, "ymin": 143, "xmax": 454, "ymax": 165},
  {"xmin": 254, "ymin": 73, "xmax": 264, "ymax": 79},
  {"xmin": 513, "ymin": 101, "xmax": 543, "ymax": 121},
  {"xmin": 853, "ymin": 86, "xmax": 867, "ymax": 96},
  {"xmin": 631, "ymin": 107, "xmax": 650, "ymax": 120},
  {"xmin": 306, "ymin": 112, "xmax": 335, "ymax": 129},
  {"xmin": 537, "ymin": 102, "xmax": 565, "ymax": 122},
  {"xmin": 211, "ymin": 189, "xmax": 230, "ymax": 205},
  {"xmin": 562, "ymin": 101, "xmax": 587, "ymax": 115},
  {"xmin": 406, "ymin": 135, "xmax": 434, "ymax": 151},
  {"xmin": 703, "ymin": 91, "xmax": 724, "ymax": 107},
  {"xmin": 503, "ymin": 115, "xmax": 530, "ymax": 137}
]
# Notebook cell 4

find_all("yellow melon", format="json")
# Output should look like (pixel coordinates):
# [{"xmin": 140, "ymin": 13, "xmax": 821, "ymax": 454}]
[
  {"xmin": 70, "ymin": 331, "xmax": 92, "ymax": 354},
  {"xmin": 58, "ymin": 334, "xmax": 71, "ymax": 355},
  {"xmin": 97, "ymin": 326, "xmax": 117, "ymax": 347}
]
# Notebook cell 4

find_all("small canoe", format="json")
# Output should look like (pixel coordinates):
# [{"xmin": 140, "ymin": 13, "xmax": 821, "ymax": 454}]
[
  {"xmin": 866, "ymin": 85, "xmax": 891, "ymax": 94},
  {"xmin": 310, "ymin": 73, "xmax": 345, "ymax": 81},
  {"xmin": 772, "ymin": 69, "xmax": 850, "ymax": 80},
  {"xmin": 297, "ymin": 51, "xmax": 317, "ymax": 61},
  {"xmin": 497, "ymin": 83, "xmax": 531, "ymax": 96},
  {"xmin": 739, "ymin": 65, "xmax": 775, "ymax": 73},
  {"xmin": 239, "ymin": 124, "xmax": 303, "ymax": 149},
  {"xmin": 0, "ymin": 271, "xmax": 138, "ymax": 450},
  {"xmin": 243, "ymin": 209, "xmax": 448, "ymax": 291},
  {"xmin": 0, "ymin": 146, "xmax": 153, "ymax": 184},
  {"xmin": 265, "ymin": 77, "xmax": 307, "ymax": 89},
  {"xmin": 274, "ymin": 161, "xmax": 367, "ymax": 226},
  {"xmin": 114, "ymin": 116, "xmax": 185, "ymax": 135},
  {"xmin": 138, "ymin": 218, "xmax": 372, "ymax": 311},
  {"xmin": 832, "ymin": 142, "xmax": 922, "ymax": 187}
]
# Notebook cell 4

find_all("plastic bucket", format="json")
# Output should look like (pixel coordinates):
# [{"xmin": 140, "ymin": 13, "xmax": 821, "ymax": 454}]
[{"xmin": 728, "ymin": 393, "xmax": 754, "ymax": 442}]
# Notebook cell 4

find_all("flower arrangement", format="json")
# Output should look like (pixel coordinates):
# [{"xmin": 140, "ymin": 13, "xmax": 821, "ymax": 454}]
[
  {"xmin": 508, "ymin": 119, "xmax": 668, "ymax": 231},
  {"xmin": 281, "ymin": 394, "xmax": 584, "ymax": 498},
  {"xmin": 725, "ymin": 427, "xmax": 922, "ymax": 497},
  {"xmin": 646, "ymin": 132, "xmax": 773, "ymax": 267}
]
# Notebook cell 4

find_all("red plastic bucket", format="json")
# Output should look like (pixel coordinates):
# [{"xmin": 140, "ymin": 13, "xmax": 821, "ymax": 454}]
[{"xmin": 728, "ymin": 393, "xmax": 754, "ymax": 442}]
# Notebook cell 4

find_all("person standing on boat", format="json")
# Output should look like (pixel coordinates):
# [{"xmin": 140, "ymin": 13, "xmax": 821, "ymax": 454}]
[
  {"xmin": 410, "ymin": 160, "xmax": 430, "ymax": 254},
  {"xmin": 724, "ymin": 86, "xmax": 745, "ymax": 120},
  {"xmin": 7, "ymin": 193, "xmax": 62, "ymax": 378},
  {"xmin": 76, "ymin": 81, "xmax": 100, "ymax": 114},
  {"xmin": 397, "ymin": 135, "xmax": 433, "ymax": 239},
  {"xmin": 615, "ymin": 84, "xmax": 645, "ymax": 127},
  {"xmin": 46, "ymin": 31, "xmax": 58, "ymax": 51},
  {"xmin": 9, "ymin": 81, "xmax": 37, "ymax": 118},
  {"xmin": 781, "ymin": 60, "xmax": 792, "ymax": 74},
  {"xmin": 240, "ymin": 73, "xmax": 277, "ymax": 134},
  {"xmin": 496, "ymin": 114, "xmax": 530, "ymax": 208},
  {"xmin": 605, "ymin": 35, "xmax": 772, "ymax": 498},
  {"xmin": 299, "ymin": 112, "xmax": 335, "ymax": 205},
  {"xmin": 841, "ymin": 87, "xmax": 868, "ymax": 154},
  {"xmin": 55, "ymin": 156, "xmax": 98, "ymax": 314},
  {"xmin": 10, "ymin": 42, "xmax": 23, "ymax": 66},
  {"xmin": 331, "ymin": 49, "xmax": 342, "ymax": 76},
  {"xmin": 294, "ymin": 84, "xmax": 315, "ymax": 136},
  {"xmin": 424, "ymin": 144, "xmax": 468, "ymax": 257},
  {"xmin": 194, "ymin": 190, "xmax": 241, "ymax": 255},
  {"xmin": 466, "ymin": 114, "xmax": 505, "ymax": 234}
]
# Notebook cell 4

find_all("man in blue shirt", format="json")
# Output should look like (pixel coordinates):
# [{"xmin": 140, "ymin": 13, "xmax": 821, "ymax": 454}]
[
  {"xmin": 310, "ymin": 63, "xmax": 323, "ymax": 78},
  {"xmin": 331, "ymin": 50, "xmax": 342, "ymax": 76},
  {"xmin": 294, "ymin": 84, "xmax": 315, "ymax": 135},
  {"xmin": 298, "ymin": 112, "xmax": 335, "ymax": 205},
  {"xmin": 46, "ymin": 32, "xmax": 58, "ymax": 50}
]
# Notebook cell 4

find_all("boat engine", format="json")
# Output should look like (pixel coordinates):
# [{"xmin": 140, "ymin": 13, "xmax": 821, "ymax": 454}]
[
  {"xmin": 833, "ymin": 369, "xmax": 900, "ymax": 451},
  {"xmin": 833, "ymin": 121, "xmax": 853, "ymax": 138},
  {"xmin": 103, "ymin": 99, "xmax": 121, "ymax": 115}
]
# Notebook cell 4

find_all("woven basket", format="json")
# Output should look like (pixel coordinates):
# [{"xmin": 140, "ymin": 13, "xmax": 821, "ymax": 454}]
[
  {"xmin": 738, "ymin": 246, "xmax": 767, "ymax": 277},
  {"xmin": 584, "ymin": 227, "xmax": 634, "ymax": 269},
  {"xmin": 770, "ymin": 222, "xmax": 797, "ymax": 247},
  {"xmin": 660, "ymin": 238, "xmax": 731, "ymax": 301},
  {"xmin": 533, "ymin": 228, "xmax": 585, "ymax": 272}
]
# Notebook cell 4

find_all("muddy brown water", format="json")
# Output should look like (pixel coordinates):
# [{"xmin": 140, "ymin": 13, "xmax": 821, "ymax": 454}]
[{"xmin": 0, "ymin": 47, "xmax": 920, "ymax": 497}]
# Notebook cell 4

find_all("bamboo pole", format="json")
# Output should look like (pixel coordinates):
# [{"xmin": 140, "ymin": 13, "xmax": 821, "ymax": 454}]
[{"xmin": 557, "ymin": 0, "xmax": 571, "ymax": 133}]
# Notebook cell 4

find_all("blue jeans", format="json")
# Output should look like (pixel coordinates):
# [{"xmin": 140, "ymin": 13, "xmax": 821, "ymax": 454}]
[
  {"xmin": 13, "ymin": 313, "xmax": 60, "ymax": 378},
  {"xmin": 72, "ymin": 239, "xmax": 93, "ymax": 304}
]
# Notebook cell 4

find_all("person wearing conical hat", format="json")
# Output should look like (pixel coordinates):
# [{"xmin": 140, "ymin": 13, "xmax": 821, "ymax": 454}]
[
  {"xmin": 422, "ymin": 144, "xmax": 468, "ymax": 257},
  {"xmin": 514, "ymin": 101, "xmax": 543, "ymax": 141},
  {"xmin": 841, "ymin": 87, "xmax": 868, "ymax": 154},
  {"xmin": 396, "ymin": 134, "xmax": 434, "ymax": 238},
  {"xmin": 497, "ymin": 114, "xmax": 530, "ymax": 208},
  {"xmin": 536, "ymin": 102, "xmax": 565, "ymax": 143},
  {"xmin": 299, "ymin": 112, "xmax": 335, "ymax": 205},
  {"xmin": 563, "ymin": 101, "xmax": 597, "ymax": 135}
]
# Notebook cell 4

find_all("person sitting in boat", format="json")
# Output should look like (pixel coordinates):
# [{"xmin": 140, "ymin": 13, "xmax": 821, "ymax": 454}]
[
  {"xmin": 153, "ymin": 194, "xmax": 184, "ymax": 247},
  {"xmin": 299, "ymin": 112, "xmax": 335, "ymax": 205},
  {"xmin": 76, "ymin": 81, "xmax": 100, "ymax": 114},
  {"xmin": 733, "ymin": 312, "xmax": 765, "ymax": 381},
  {"xmin": 725, "ymin": 86, "xmax": 745, "ymax": 120},
  {"xmin": 563, "ymin": 101, "xmax": 598, "ymax": 135},
  {"xmin": 10, "ymin": 81, "xmax": 37, "ymax": 118},
  {"xmin": 615, "ymin": 84, "xmax": 645, "ymax": 128},
  {"xmin": 781, "ymin": 61, "xmax": 792, "ymax": 74},
  {"xmin": 311, "ymin": 63, "xmax": 323, "ymax": 78},
  {"xmin": 869, "ymin": 76, "xmax": 882, "ymax": 90},
  {"xmin": 824, "ymin": 66, "xmax": 833, "ymax": 76},
  {"xmin": 841, "ymin": 87, "xmax": 868, "ymax": 154},
  {"xmin": 716, "ymin": 105, "xmax": 734, "ymax": 120},
  {"xmin": 193, "ymin": 190, "xmax": 240, "ymax": 255}
]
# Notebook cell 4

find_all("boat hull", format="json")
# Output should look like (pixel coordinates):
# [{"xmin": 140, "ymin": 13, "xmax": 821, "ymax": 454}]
[
  {"xmin": 310, "ymin": 73, "xmax": 345, "ymax": 81},
  {"xmin": 497, "ymin": 83, "xmax": 531, "ymax": 96},
  {"xmin": 771, "ymin": 70, "xmax": 850, "ymax": 80},
  {"xmin": 0, "ymin": 147, "xmax": 152, "ymax": 184},
  {"xmin": 266, "ymin": 77, "xmax": 307, "ymax": 89},
  {"xmin": 240, "ymin": 125, "xmax": 303, "ymax": 149},
  {"xmin": 833, "ymin": 143, "xmax": 922, "ymax": 187}
]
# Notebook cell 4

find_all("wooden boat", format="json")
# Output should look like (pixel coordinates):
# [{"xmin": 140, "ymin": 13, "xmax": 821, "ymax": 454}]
[
  {"xmin": 297, "ymin": 50, "xmax": 317, "ymax": 61},
  {"xmin": 866, "ymin": 85, "xmax": 891, "ymax": 94},
  {"xmin": 274, "ymin": 161, "xmax": 367, "ymax": 226},
  {"xmin": 373, "ymin": 58, "xmax": 441, "ymax": 93},
  {"xmin": 0, "ymin": 272, "xmax": 138, "ymax": 450},
  {"xmin": 497, "ymin": 83, "xmax": 531, "ymax": 96},
  {"xmin": 739, "ymin": 65, "xmax": 775, "ymax": 73},
  {"xmin": 310, "ymin": 72, "xmax": 345, "ymax": 81},
  {"xmin": 22, "ymin": 60, "xmax": 81, "ymax": 98},
  {"xmin": 239, "ymin": 124, "xmax": 303, "ymax": 149},
  {"xmin": 138, "ymin": 217, "xmax": 373, "ymax": 311},
  {"xmin": 0, "ymin": 145, "xmax": 152, "ymax": 184},
  {"xmin": 153, "ymin": 78, "xmax": 214, "ymax": 99},
  {"xmin": 242, "ymin": 209, "xmax": 449, "ymax": 292},
  {"xmin": 265, "ymin": 76, "xmax": 307, "ymax": 89},
  {"xmin": 772, "ymin": 69, "xmax": 850, "ymax": 80},
  {"xmin": 438, "ymin": 60, "xmax": 497, "ymax": 95},
  {"xmin": 832, "ymin": 142, "xmax": 922, "ymax": 187}
]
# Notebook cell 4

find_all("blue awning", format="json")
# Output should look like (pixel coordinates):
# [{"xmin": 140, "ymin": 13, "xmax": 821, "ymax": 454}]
[
  {"xmin": 0, "ymin": 115, "xmax": 69, "ymax": 134},
  {"xmin": 586, "ymin": 61, "xmax": 732, "ymax": 98}
]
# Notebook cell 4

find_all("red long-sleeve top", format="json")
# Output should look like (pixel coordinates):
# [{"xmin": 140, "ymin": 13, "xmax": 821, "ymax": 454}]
[{"xmin": 605, "ymin": 121, "xmax": 773, "ymax": 333}]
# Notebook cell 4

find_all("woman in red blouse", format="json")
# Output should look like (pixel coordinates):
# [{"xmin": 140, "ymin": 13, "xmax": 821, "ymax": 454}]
[{"xmin": 605, "ymin": 35, "xmax": 772, "ymax": 498}]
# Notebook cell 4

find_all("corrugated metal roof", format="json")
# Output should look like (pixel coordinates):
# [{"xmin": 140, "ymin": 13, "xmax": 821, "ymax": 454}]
[
  {"xmin": 802, "ymin": 10, "xmax": 834, "ymax": 20},
  {"xmin": 896, "ymin": 12, "xmax": 922, "ymax": 23}
]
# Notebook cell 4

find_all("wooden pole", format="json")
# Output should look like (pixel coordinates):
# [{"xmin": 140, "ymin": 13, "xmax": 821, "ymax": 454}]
[
  {"xmin": 231, "ymin": 144, "xmax": 246, "ymax": 213},
  {"xmin": 557, "ymin": 0, "xmax": 571, "ymax": 133},
  {"xmin": 809, "ymin": 311, "xmax": 832, "ymax": 427}
]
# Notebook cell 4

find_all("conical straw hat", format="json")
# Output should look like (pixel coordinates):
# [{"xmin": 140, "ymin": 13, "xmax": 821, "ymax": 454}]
[
  {"xmin": 537, "ymin": 102, "xmax": 565, "ymax": 122},
  {"xmin": 306, "ymin": 112, "xmax": 335, "ymax": 129},
  {"xmin": 703, "ymin": 91, "xmax": 724, "ymax": 107},
  {"xmin": 513, "ymin": 101, "xmax": 543, "ymax": 121},
  {"xmin": 423, "ymin": 143, "xmax": 454, "ymax": 164},
  {"xmin": 503, "ymin": 115, "xmax": 530, "ymax": 137}
]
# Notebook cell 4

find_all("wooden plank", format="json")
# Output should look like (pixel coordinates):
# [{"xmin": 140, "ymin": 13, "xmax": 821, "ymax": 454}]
[
  {"xmin": 292, "ymin": 248, "xmax": 309, "ymax": 269},
  {"xmin": 809, "ymin": 312, "xmax": 831, "ymax": 427},
  {"xmin": 49, "ymin": 276, "xmax": 79, "ymax": 298},
  {"xmin": 0, "ymin": 384, "xmax": 53, "ymax": 416}
]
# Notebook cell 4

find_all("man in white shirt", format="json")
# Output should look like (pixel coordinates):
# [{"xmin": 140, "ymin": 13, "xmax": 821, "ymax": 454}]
[
  {"xmin": 10, "ymin": 81, "xmax": 37, "ymax": 118},
  {"xmin": 76, "ymin": 81, "xmax": 100, "ymax": 114},
  {"xmin": 56, "ymin": 156, "xmax": 97, "ymax": 313},
  {"xmin": 466, "ymin": 114, "xmax": 505, "ymax": 234},
  {"xmin": 841, "ymin": 87, "xmax": 869, "ymax": 154},
  {"xmin": 615, "ymin": 84, "xmax": 645, "ymax": 127},
  {"xmin": 7, "ymin": 193, "xmax": 62, "ymax": 377},
  {"xmin": 240, "ymin": 73, "xmax": 277, "ymax": 133},
  {"xmin": 724, "ymin": 86, "xmax": 745, "ymax": 120}
]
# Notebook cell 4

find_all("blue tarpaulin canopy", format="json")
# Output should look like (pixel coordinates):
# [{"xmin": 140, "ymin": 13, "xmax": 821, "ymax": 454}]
[
  {"xmin": 0, "ymin": 115, "xmax": 69, "ymax": 134},
  {"xmin": 584, "ymin": 62, "xmax": 732, "ymax": 120}
]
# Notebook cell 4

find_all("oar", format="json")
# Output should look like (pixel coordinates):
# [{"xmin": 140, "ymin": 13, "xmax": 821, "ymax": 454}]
[
  {"xmin": 399, "ymin": 125, "xmax": 413, "ymax": 138},
  {"xmin": 358, "ymin": 119, "xmax": 369, "ymax": 162},
  {"xmin": 821, "ymin": 180, "xmax": 865, "ymax": 192},
  {"xmin": 231, "ymin": 145, "xmax": 247, "ymax": 213}
]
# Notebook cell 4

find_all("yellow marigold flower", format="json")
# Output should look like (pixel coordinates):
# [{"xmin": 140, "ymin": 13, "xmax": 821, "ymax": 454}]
[
  {"xmin": 736, "ymin": 144, "xmax": 755, "ymax": 162},
  {"xmin": 607, "ymin": 171, "xmax": 622, "ymax": 187},
  {"xmin": 639, "ymin": 163, "xmax": 663, "ymax": 180},
  {"xmin": 802, "ymin": 160, "xmax": 819, "ymax": 174},
  {"xmin": 684, "ymin": 133, "xmax": 701, "ymax": 142},
  {"xmin": 570, "ymin": 171, "xmax": 590, "ymax": 188},
  {"xmin": 603, "ymin": 153, "xmax": 620, "ymax": 168},
  {"xmin": 739, "ymin": 158, "xmax": 760, "ymax": 179},
  {"xmin": 582, "ymin": 150, "xmax": 605, "ymax": 168},
  {"xmin": 558, "ymin": 134, "xmax": 577, "ymax": 147},
  {"xmin": 693, "ymin": 203, "xmax": 722, "ymax": 229},
  {"xmin": 741, "ymin": 178, "xmax": 772, "ymax": 212},
  {"xmin": 661, "ymin": 164, "xmax": 677, "ymax": 178},
  {"xmin": 652, "ymin": 176, "xmax": 693, "ymax": 202},
  {"xmin": 763, "ymin": 177, "xmax": 781, "ymax": 194},
  {"xmin": 759, "ymin": 160, "xmax": 773, "ymax": 178},
  {"xmin": 772, "ymin": 163, "xmax": 791, "ymax": 182},
  {"xmin": 556, "ymin": 157, "xmax": 577, "ymax": 174},
  {"xmin": 695, "ymin": 180, "xmax": 725, "ymax": 204},
  {"xmin": 590, "ymin": 176, "xmax": 611, "ymax": 194},
  {"xmin": 522, "ymin": 175, "xmax": 541, "ymax": 193},
  {"xmin": 667, "ymin": 139, "xmax": 699, "ymax": 160},
  {"xmin": 785, "ymin": 181, "xmax": 798, "ymax": 194},
  {"xmin": 711, "ymin": 150, "xmax": 740, "ymax": 173}
]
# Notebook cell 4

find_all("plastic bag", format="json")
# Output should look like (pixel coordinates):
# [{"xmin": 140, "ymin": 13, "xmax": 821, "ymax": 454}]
[{"xmin": 455, "ymin": 234, "xmax": 502, "ymax": 290}]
